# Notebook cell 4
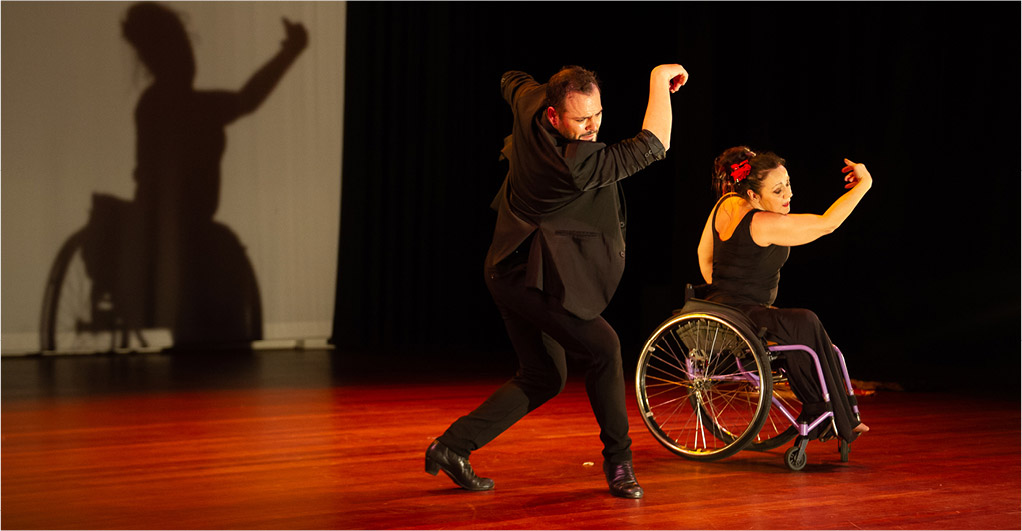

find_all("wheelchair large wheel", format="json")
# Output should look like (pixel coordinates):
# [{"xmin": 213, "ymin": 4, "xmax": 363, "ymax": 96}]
[
  {"xmin": 636, "ymin": 312, "xmax": 772, "ymax": 461},
  {"xmin": 39, "ymin": 230, "xmax": 146, "ymax": 353}
]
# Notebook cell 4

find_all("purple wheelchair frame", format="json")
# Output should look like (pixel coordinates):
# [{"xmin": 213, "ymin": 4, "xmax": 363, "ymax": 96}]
[
  {"xmin": 733, "ymin": 341, "xmax": 859, "ymax": 470},
  {"xmin": 765, "ymin": 344, "xmax": 860, "ymax": 437}
]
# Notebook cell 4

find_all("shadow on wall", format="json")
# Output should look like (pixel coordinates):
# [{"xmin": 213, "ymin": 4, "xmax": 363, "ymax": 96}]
[{"xmin": 39, "ymin": 2, "xmax": 308, "ymax": 354}]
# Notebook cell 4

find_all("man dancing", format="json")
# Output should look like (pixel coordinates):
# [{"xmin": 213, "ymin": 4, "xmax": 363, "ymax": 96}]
[{"xmin": 427, "ymin": 63, "xmax": 688, "ymax": 499}]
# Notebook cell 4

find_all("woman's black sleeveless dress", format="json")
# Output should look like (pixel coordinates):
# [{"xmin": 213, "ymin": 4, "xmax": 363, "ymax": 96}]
[{"xmin": 706, "ymin": 194, "xmax": 862, "ymax": 443}]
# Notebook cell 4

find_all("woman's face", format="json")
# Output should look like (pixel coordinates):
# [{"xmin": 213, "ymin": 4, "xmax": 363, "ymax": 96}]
[{"xmin": 748, "ymin": 165, "xmax": 793, "ymax": 214}]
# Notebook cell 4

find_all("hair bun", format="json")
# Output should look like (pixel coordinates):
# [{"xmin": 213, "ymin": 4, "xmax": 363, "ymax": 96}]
[{"xmin": 711, "ymin": 146, "xmax": 785, "ymax": 199}]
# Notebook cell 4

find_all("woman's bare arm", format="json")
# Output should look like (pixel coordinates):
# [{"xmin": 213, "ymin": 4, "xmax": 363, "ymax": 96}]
[{"xmin": 751, "ymin": 159, "xmax": 873, "ymax": 247}]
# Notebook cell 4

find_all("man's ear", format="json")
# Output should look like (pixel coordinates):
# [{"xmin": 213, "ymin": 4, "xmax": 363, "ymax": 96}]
[{"xmin": 545, "ymin": 106, "xmax": 559, "ymax": 128}]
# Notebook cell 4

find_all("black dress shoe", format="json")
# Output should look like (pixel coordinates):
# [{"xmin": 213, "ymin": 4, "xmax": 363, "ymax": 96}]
[
  {"xmin": 425, "ymin": 440, "xmax": 494, "ymax": 491},
  {"xmin": 604, "ymin": 460, "xmax": 643, "ymax": 499}
]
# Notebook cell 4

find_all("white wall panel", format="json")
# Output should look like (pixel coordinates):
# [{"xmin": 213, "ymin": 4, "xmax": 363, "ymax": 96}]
[{"xmin": 2, "ymin": 1, "xmax": 345, "ymax": 353}]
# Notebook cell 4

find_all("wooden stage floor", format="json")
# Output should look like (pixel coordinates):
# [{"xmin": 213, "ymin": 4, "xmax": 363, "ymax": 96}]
[{"xmin": 2, "ymin": 348, "xmax": 1019, "ymax": 530}]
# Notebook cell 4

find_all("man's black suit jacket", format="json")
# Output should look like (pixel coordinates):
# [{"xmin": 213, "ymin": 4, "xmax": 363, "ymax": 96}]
[{"xmin": 485, "ymin": 71, "xmax": 667, "ymax": 320}]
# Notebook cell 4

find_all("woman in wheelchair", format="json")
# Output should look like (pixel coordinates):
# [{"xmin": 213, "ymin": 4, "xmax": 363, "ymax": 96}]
[{"xmin": 696, "ymin": 146, "xmax": 872, "ymax": 443}]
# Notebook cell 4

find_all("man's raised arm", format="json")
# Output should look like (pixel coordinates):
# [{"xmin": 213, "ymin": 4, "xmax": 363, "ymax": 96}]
[{"xmin": 641, "ymin": 64, "xmax": 688, "ymax": 151}]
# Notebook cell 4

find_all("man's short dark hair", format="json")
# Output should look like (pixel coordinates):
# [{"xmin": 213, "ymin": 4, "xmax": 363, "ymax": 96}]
[{"xmin": 545, "ymin": 66, "xmax": 600, "ymax": 112}]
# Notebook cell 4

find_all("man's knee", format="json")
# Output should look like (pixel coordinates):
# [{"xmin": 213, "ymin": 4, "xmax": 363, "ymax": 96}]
[
  {"xmin": 580, "ymin": 341, "xmax": 623, "ymax": 374},
  {"xmin": 595, "ymin": 334, "xmax": 622, "ymax": 364},
  {"xmin": 540, "ymin": 369, "xmax": 568, "ymax": 397},
  {"xmin": 516, "ymin": 367, "xmax": 566, "ymax": 404},
  {"xmin": 529, "ymin": 379, "xmax": 565, "ymax": 407}
]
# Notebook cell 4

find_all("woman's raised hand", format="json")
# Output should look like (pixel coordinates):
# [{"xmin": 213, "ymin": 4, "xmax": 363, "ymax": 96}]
[
  {"xmin": 842, "ymin": 158, "xmax": 872, "ymax": 190},
  {"xmin": 281, "ymin": 18, "xmax": 308, "ymax": 54}
]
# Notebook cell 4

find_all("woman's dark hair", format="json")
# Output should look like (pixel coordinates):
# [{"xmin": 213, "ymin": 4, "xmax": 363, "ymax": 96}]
[
  {"xmin": 712, "ymin": 146, "xmax": 786, "ymax": 198},
  {"xmin": 544, "ymin": 66, "xmax": 600, "ymax": 112},
  {"xmin": 122, "ymin": 2, "xmax": 195, "ymax": 82}
]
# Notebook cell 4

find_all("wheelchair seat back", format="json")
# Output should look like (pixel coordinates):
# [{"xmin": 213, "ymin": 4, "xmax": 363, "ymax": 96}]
[{"xmin": 673, "ymin": 294, "xmax": 768, "ymax": 356}]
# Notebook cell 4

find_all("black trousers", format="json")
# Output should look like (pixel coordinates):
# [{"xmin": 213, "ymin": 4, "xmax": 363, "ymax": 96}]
[
  {"xmin": 438, "ymin": 264, "xmax": 633, "ymax": 464},
  {"xmin": 741, "ymin": 305, "xmax": 862, "ymax": 443}
]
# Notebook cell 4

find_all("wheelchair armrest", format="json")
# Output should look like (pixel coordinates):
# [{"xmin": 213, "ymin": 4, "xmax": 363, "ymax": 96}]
[{"xmin": 684, "ymin": 283, "xmax": 711, "ymax": 304}]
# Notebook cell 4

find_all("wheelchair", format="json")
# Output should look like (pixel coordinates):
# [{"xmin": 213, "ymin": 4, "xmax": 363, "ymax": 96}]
[
  {"xmin": 39, "ymin": 193, "xmax": 263, "ymax": 353},
  {"xmin": 635, "ymin": 285, "xmax": 861, "ymax": 471}
]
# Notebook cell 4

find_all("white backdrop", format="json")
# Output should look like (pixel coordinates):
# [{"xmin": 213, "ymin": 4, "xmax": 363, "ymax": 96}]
[{"xmin": 1, "ymin": 1, "xmax": 345, "ymax": 353}]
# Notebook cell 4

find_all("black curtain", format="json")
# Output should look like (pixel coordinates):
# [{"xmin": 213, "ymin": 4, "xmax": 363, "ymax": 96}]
[{"xmin": 334, "ymin": 2, "xmax": 1020, "ymax": 392}]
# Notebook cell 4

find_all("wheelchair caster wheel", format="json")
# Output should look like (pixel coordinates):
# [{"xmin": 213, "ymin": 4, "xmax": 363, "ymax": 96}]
[
  {"xmin": 839, "ymin": 440, "xmax": 850, "ymax": 462},
  {"xmin": 785, "ymin": 446, "xmax": 807, "ymax": 471}
]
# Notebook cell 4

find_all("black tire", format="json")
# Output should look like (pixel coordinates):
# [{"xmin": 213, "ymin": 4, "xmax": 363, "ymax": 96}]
[{"xmin": 784, "ymin": 445, "xmax": 807, "ymax": 471}]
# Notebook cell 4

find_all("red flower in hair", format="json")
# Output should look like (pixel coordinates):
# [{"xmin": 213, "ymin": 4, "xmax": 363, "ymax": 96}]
[{"xmin": 730, "ymin": 160, "xmax": 751, "ymax": 182}]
